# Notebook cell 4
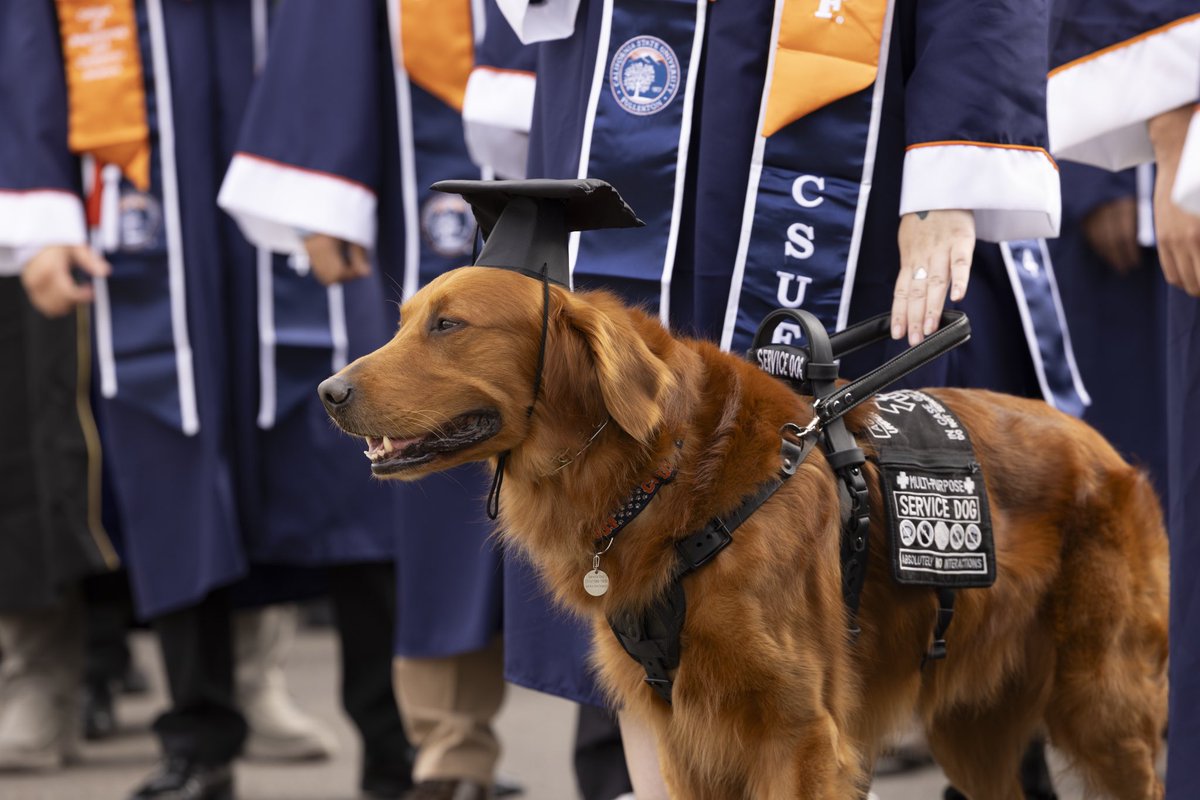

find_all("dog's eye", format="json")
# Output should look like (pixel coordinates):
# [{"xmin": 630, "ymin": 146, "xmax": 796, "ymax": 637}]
[{"xmin": 432, "ymin": 317, "xmax": 463, "ymax": 333}]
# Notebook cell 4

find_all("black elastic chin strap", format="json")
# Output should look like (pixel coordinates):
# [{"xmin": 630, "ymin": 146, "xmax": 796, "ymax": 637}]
[{"xmin": 487, "ymin": 265, "xmax": 552, "ymax": 521}]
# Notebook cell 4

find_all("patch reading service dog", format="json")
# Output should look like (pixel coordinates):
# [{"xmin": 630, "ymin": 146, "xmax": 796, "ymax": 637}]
[{"xmin": 866, "ymin": 390, "xmax": 995, "ymax": 588}]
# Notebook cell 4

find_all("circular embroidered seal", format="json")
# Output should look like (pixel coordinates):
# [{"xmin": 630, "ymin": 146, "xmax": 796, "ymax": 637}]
[
  {"xmin": 899, "ymin": 519, "xmax": 917, "ymax": 547},
  {"xmin": 118, "ymin": 191, "xmax": 163, "ymax": 252},
  {"xmin": 609, "ymin": 36, "xmax": 681, "ymax": 116},
  {"xmin": 421, "ymin": 195, "xmax": 476, "ymax": 258}
]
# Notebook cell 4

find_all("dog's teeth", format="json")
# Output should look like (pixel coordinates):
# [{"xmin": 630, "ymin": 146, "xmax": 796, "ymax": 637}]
[{"xmin": 383, "ymin": 436, "xmax": 394, "ymax": 454}]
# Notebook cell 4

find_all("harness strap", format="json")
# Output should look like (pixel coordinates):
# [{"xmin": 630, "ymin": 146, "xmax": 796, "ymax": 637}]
[
  {"xmin": 769, "ymin": 309, "xmax": 874, "ymax": 631},
  {"xmin": 608, "ymin": 435, "xmax": 813, "ymax": 704},
  {"xmin": 921, "ymin": 587, "xmax": 957, "ymax": 668},
  {"xmin": 609, "ymin": 582, "xmax": 686, "ymax": 705},
  {"xmin": 749, "ymin": 310, "xmax": 970, "ymax": 630}
]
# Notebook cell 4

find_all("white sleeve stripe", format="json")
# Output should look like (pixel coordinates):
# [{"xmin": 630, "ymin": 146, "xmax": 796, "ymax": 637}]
[
  {"xmin": 0, "ymin": 190, "xmax": 87, "ymax": 251},
  {"xmin": 495, "ymin": 0, "xmax": 582, "ymax": 44},
  {"xmin": 463, "ymin": 67, "xmax": 536, "ymax": 133},
  {"xmin": 899, "ymin": 144, "xmax": 1062, "ymax": 242},
  {"xmin": 217, "ymin": 153, "xmax": 377, "ymax": 254},
  {"xmin": 1049, "ymin": 17, "xmax": 1200, "ymax": 171}
]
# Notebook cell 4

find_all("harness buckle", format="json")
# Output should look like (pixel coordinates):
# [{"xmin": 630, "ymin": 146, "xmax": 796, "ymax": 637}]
[
  {"xmin": 643, "ymin": 676, "xmax": 675, "ymax": 704},
  {"xmin": 782, "ymin": 417, "xmax": 821, "ymax": 443},
  {"xmin": 676, "ymin": 522, "xmax": 733, "ymax": 571}
]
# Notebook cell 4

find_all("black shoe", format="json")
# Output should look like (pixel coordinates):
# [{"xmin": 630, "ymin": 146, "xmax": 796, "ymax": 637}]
[
  {"xmin": 944, "ymin": 789, "xmax": 968, "ymax": 800},
  {"xmin": 493, "ymin": 777, "xmax": 524, "ymax": 797},
  {"xmin": 361, "ymin": 756, "xmax": 415, "ymax": 799},
  {"xmin": 83, "ymin": 682, "xmax": 117, "ymax": 741},
  {"xmin": 129, "ymin": 757, "xmax": 234, "ymax": 800}
]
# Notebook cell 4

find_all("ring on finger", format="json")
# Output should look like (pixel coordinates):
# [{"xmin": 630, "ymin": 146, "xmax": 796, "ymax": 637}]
[{"xmin": 913, "ymin": 267, "xmax": 929, "ymax": 281}]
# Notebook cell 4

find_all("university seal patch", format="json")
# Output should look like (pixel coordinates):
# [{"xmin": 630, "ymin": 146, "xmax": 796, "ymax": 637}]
[
  {"xmin": 421, "ymin": 195, "xmax": 475, "ymax": 258},
  {"xmin": 609, "ymin": 36, "xmax": 680, "ymax": 116},
  {"xmin": 118, "ymin": 189, "xmax": 164, "ymax": 252}
]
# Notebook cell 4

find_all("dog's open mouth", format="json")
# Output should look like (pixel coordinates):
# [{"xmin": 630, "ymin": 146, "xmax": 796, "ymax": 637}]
[{"xmin": 360, "ymin": 410, "xmax": 502, "ymax": 475}]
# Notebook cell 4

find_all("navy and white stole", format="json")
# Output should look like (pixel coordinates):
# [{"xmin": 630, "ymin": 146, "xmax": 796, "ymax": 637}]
[
  {"xmin": 569, "ymin": 0, "xmax": 708, "ymax": 321},
  {"xmin": 389, "ymin": 0, "xmax": 484, "ymax": 300},
  {"xmin": 721, "ymin": 0, "xmax": 894, "ymax": 354},
  {"xmin": 997, "ymin": 240, "xmax": 1090, "ymax": 416},
  {"xmin": 89, "ymin": 0, "xmax": 200, "ymax": 435}
]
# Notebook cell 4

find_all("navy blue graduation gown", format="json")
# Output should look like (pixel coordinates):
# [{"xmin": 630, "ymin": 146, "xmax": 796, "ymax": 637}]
[
  {"xmin": 1048, "ymin": 163, "xmax": 1169, "ymax": 494},
  {"xmin": 1, "ymin": 0, "xmax": 394, "ymax": 619},
  {"xmin": 218, "ymin": 0, "xmax": 609, "ymax": 704},
  {"xmin": 1049, "ymin": 4, "xmax": 1200, "ymax": 796}
]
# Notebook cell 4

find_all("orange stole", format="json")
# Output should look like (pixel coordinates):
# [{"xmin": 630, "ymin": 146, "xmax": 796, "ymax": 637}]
[
  {"xmin": 56, "ymin": 0, "xmax": 150, "ymax": 190},
  {"xmin": 762, "ymin": 0, "xmax": 888, "ymax": 138},
  {"xmin": 400, "ymin": 0, "xmax": 475, "ymax": 112}
]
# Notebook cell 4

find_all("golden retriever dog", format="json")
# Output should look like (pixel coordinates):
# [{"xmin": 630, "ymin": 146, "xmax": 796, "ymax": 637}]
[{"xmin": 319, "ymin": 266, "xmax": 1168, "ymax": 799}]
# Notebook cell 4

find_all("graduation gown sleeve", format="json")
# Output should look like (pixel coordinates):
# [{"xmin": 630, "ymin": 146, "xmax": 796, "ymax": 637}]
[
  {"xmin": 0, "ymin": 0, "xmax": 86, "ymax": 275},
  {"xmin": 217, "ymin": 1, "xmax": 386, "ymax": 255},
  {"xmin": 495, "ymin": 0, "xmax": 581, "ymax": 44},
  {"xmin": 1048, "ymin": 1, "xmax": 1200, "ymax": 171},
  {"xmin": 899, "ymin": 0, "xmax": 1061, "ymax": 242},
  {"xmin": 462, "ymin": 2, "xmax": 537, "ymax": 179}
]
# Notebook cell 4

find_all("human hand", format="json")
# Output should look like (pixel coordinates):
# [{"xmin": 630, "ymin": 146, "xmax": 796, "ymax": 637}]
[
  {"xmin": 893, "ymin": 210, "xmax": 975, "ymax": 345},
  {"xmin": 303, "ymin": 234, "xmax": 371, "ymax": 286},
  {"xmin": 20, "ymin": 245, "xmax": 111, "ymax": 318},
  {"xmin": 1150, "ymin": 107, "xmax": 1200, "ymax": 296},
  {"xmin": 1082, "ymin": 196, "xmax": 1141, "ymax": 274}
]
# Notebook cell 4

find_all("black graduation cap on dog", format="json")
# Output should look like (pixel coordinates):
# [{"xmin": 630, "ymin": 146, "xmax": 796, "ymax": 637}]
[
  {"xmin": 429, "ymin": 179, "xmax": 644, "ymax": 521},
  {"xmin": 430, "ymin": 178, "xmax": 644, "ymax": 286}
]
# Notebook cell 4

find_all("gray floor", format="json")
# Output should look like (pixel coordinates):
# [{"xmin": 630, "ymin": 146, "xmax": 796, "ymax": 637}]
[{"xmin": 0, "ymin": 631, "xmax": 1106, "ymax": 800}]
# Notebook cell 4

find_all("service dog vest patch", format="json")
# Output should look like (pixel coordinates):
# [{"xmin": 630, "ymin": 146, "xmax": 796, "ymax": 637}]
[{"xmin": 865, "ymin": 390, "xmax": 995, "ymax": 589}]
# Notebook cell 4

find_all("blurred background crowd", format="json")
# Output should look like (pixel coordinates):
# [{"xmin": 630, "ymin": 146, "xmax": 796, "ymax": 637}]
[{"xmin": 1, "ymin": 1, "xmax": 1199, "ymax": 799}]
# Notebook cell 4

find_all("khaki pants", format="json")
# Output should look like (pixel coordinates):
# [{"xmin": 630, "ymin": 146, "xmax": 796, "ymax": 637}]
[{"xmin": 393, "ymin": 636, "xmax": 505, "ymax": 785}]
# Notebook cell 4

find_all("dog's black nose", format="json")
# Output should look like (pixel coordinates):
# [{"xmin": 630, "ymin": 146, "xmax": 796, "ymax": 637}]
[{"xmin": 319, "ymin": 375, "xmax": 353, "ymax": 408}]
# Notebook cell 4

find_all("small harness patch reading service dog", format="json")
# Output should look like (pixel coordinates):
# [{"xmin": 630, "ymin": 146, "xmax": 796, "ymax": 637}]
[{"xmin": 866, "ymin": 390, "xmax": 995, "ymax": 589}]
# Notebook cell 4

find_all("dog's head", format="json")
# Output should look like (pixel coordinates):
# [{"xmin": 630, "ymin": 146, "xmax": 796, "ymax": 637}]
[{"xmin": 318, "ymin": 267, "xmax": 675, "ymax": 479}]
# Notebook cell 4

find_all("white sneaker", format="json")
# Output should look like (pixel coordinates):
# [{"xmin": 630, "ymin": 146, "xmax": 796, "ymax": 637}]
[{"xmin": 235, "ymin": 605, "xmax": 337, "ymax": 762}]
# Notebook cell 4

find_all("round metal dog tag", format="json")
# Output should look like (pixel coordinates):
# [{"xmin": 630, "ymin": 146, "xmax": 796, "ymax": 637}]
[{"xmin": 583, "ymin": 569, "xmax": 610, "ymax": 597}]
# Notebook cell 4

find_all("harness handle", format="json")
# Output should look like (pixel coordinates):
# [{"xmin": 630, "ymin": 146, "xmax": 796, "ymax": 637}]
[{"xmin": 749, "ymin": 309, "xmax": 972, "ymax": 428}]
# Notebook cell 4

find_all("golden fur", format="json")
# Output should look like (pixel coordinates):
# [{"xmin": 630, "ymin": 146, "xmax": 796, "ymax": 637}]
[{"xmin": 325, "ymin": 267, "xmax": 1168, "ymax": 799}]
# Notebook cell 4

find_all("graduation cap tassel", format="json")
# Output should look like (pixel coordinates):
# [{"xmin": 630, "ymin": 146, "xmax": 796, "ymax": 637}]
[
  {"xmin": 527, "ymin": 264, "xmax": 550, "ymax": 419},
  {"xmin": 490, "ymin": 266, "xmax": 549, "ymax": 523},
  {"xmin": 487, "ymin": 451, "xmax": 508, "ymax": 522}
]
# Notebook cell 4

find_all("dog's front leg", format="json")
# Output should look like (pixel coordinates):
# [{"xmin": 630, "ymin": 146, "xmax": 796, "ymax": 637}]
[{"xmin": 746, "ymin": 714, "xmax": 865, "ymax": 800}]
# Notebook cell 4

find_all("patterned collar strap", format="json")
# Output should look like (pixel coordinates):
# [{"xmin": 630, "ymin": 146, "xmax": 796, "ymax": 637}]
[{"xmin": 594, "ymin": 462, "xmax": 678, "ymax": 544}]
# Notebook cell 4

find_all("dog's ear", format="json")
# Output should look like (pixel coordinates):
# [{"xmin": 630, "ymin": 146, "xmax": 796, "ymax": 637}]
[{"xmin": 561, "ymin": 293, "xmax": 672, "ymax": 445}]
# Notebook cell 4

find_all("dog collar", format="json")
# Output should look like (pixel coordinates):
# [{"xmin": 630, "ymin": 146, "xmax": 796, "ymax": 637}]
[{"xmin": 583, "ymin": 440, "xmax": 683, "ymax": 597}]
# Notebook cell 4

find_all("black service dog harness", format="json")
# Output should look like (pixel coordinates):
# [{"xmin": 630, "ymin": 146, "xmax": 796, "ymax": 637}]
[{"xmin": 609, "ymin": 309, "xmax": 993, "ymax": 704}]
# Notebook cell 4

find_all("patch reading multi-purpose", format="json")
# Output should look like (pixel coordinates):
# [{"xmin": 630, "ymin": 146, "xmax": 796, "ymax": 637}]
[{"xmin": 865, "ymin": 390, "xmax": 996, "ymax": 589}]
